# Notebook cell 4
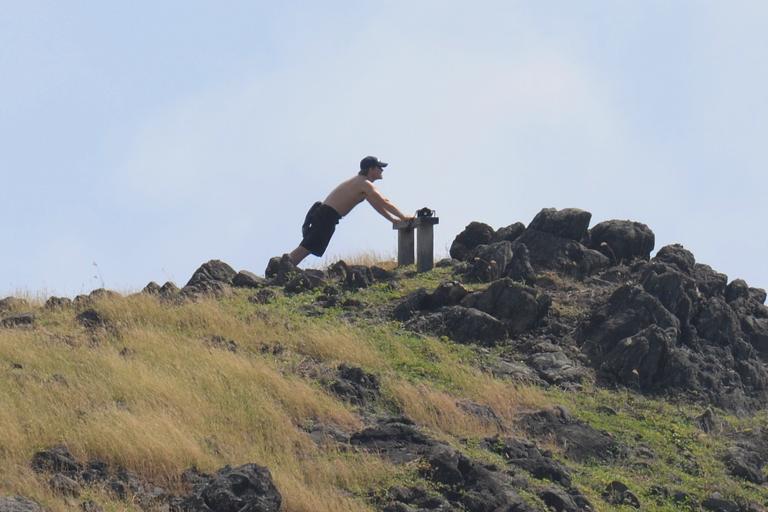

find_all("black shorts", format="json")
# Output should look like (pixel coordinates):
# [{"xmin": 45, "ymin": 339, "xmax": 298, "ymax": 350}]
[{"xmin": 300, "ymin": 202, "xmax": 341, "ymax": 256}]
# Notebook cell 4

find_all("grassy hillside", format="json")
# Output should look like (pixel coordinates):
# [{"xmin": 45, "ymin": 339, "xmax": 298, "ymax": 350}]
[{"xmin": 1, "ymin": 262, "xmax": 766, "ymax": 511}]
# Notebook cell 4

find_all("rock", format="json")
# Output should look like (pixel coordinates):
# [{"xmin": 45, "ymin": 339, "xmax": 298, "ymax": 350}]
[
  {"xmin": 528, "ymin": 208, "xmax": 592, "ymax": 241},
  {"xmin": 578, "ymin": 285, "xmax": 680, "ymax": 359},
  {"xmin": 350, "ymin": 417, "xmax": 437, "ymax": 464},
  {"xmin": 329, "ymin": 364, "xmax": 380, "ymax": 406},
  {"xmin": 175, "ymin": 463, "xmax": 281, "ymax": 512},
  {"xmin": 527, "ymin": 349, "xmax": 590, "ymax": 386},
  {"xmin": 588, "ymin": 220, "xmax": 655, "ymax": 262},
  {"xmin": 50, "ymin": 472, "xmax": 81, "ymax": 497},
  {"xmin": 45, "ymin": 296, "xmax": 72, "ymax": 309},
  {"xmin": 160, "ymin": 282, "xmax": 181, "ymax": 299},
  {"xmin": 492, "ymin": 222, "xmax": 526, "ymax": 243},
  {"xmin": 142, "ymin": 282, "xmax": 162, "ymax": 295},
  {"xmin": 490, "ymin": 360, "xmax": 547, "ymax": 386},
  {"xmin": 460, "ymin": 279, "xmax": 551, "ymax": 335},
  {"xmin": 75, "ymin": 309, "xmax": 107, "ymax": 329},
  {"xmin": 702, "ymin": 493, "xmax": 740, "ymax": 512},
  {"xmin": 31, "ymin": 445, "xmax": 81, "ymax": 476},
  {"xmin": 371, "ymin": 266, "xmax": 396, "ymax": 281},
  {"xmin": 457, "ymin": 401, "xmax": 503, "ymax": 429},
  {"xmin": 344, "ymin": 265, "xmax": 374, "ymax": 290},
  {"xmin": 693, "ymin": 264, "xmax": 728, "ymax": 298},
  {"xmin": 723, "ymin": 445, "xmax": 766, "ymax": 484},
  {"xmin": 696, "ymin": 408, "xmax": 720, "ymax": 434},
  {"xmin": 693, "ymin": 297, "xmax": 742, "ymax": 346},
  {"xmin": 435, "ymin": 258, "xmax": 457, "ymax": 268},
  {"xmin": 482, "ymin": 435, "xmax": 572, "ymax": 487},
  {"xmin": 393, "ymin": 281, "xmax": 469, "ymax": 321},
  {"xmin": 80, "ymin": 500, "xmax": 104, "ymax": 512},
  {"xmin": 89, "ymin": 288, "xmax": 120, "ymax": 301},
  {"xmin": 640, "ymin": 262, "xmax": 697, "ymax": 329},
  {"xmin": 513, "ymin": 229, "xmax": 610, "ymax": 277},
  {"xmin": 249, "ymin": 289, "xmax": 276, "ymax": 305},
  {"xmin": 464, "ymin": 241, "xmax": 513, "ymax": 282},
  {"xmin": 449, "ymin": 222, "xmax": 495, "ymax": 261},
  {"xmin": 0, "ymin": 313, "xmax": 35, "ymax": 328},
  {"xmin": 725, "ymin": 279, "xmax": 750, "ymax": 303},
  {"xmin": 183, "ymin": 260, "xmax": 236, "ymax": 296},
  {"xmin": 383, "ymin": 486, "xmax": 452, "ymax": 512},
  {"xmin": 505, "ymin": 244, "xmax": 536, "ymax": 285},
  {"xmin": 0, "ymin": 297, "xmax": 29, "ymax": 313},
  {"xmin": 424, "ymin": 445, "xmax": 537, "ymax": 512},
  {"xmin": 742, "ymin": 315, "xmax": 768, "ymax": 357},
  {"xmin": 405, "ymin": 306, "xmax": 507, "ymax": 345},
  {"xmin": 654, "ymin": 244, "xmax": 696, "ymax": 274},
  {"xmin": 233, "ymin": 271, "xmax": 267, "ymax": 288},
  {"xmin": 519, "ymin": 407, "xmax": 626, "ymax": 463},
  {"xmin": 598, "ymin": 325, "xmax": 676, "ymax": 391},
  {"xmin": 539, "ymin": 486, "xmax": 580, "ymax": 512},
  {"xmin": 601, "ymin": 481, "xmax": 640, "ymax": 508},
  {"xmin": 0, "ymin": 496, "xmax": 45, "ymax": 512},
  {"xmin": 265, "ymin": 255, "xmax": 302, "ymax": 286}
]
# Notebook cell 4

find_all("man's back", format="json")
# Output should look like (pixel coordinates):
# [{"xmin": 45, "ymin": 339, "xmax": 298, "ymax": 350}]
[{"xmin": 323, "ymin": 175, "xmax": 368, "ymax": 217}]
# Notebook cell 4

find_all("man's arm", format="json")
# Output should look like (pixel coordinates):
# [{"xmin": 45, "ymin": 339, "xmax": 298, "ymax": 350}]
[{"xmin": 363, "ymin": 183, "xmax": 411, "ymax": 222}]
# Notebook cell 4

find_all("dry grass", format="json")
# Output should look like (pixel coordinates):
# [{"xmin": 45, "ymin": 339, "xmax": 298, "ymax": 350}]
[{"xmin": 0, "ymin": 279, "xmax": 541, "ymax": 511}]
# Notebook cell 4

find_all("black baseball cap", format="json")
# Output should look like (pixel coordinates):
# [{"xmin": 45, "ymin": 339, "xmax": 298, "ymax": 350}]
[{"xmin": 360, "ymin": 156, "xmax": 388, "ymax": 170}]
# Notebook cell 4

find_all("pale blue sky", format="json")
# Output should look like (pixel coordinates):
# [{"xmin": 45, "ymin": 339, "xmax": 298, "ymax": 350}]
[{"xmin": 1, "ymin": 1, "xmax": 767, "ymax": 296}]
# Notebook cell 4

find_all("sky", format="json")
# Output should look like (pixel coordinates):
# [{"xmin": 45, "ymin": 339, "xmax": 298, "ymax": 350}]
[{"xmin": 1, "ymin": 1, "xmax": 767, "ymax": 297}]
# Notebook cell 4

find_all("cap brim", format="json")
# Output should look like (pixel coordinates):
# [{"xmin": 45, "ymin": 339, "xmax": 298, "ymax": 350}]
[{"xmin": 379, "ymin": 162, "xmax": 388, "ymax": 168}]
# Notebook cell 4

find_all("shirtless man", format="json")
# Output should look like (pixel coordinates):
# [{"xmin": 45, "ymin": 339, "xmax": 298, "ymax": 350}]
[{"xmin": 287, "ymin": 156, "xmax": 413, "ymax": 265}]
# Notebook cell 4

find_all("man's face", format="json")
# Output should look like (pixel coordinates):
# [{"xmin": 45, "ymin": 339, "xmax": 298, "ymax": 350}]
[{"xmin": 369, "ymin": 166, "xmax": 384, "ymax": 181}]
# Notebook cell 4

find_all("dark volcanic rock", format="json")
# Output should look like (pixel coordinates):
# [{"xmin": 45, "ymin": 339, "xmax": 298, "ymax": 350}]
[
  {"xmin": 723, "ymin": 445, "xmax": 766, "ymax": 484},
  {"xmin": 45, "ymin": 296, "xmax": 72, "ymax": 309},
  {"xmin": 528, "ymin": 208, "xmax": 591, "ymax": 241},
  {"xmin": 588, "ymin": 220, "xmax": 655, "ymax": 262},
  {"xmin": 344, "ymin": 265, "xmax": 374, "ymax": 290},
  {"xmin": 482, "ymin": 436, "xmax": 572, "ymax": 487},
  {"xmin": 513, "ymin": 229, "xmax": 610, "ymax": 277},
  {"xmin": 0, "ymin": 313, "xmax": 35, "ymax": 328},
  {"xmin": 505, "ymin": 244, "xmax": 536, "ymax": 285},
  {"xmin": 232, "ymin": 271, "xmax": 266, "ymax": 289},
  {"xmin": 601, "ymin": 481, "xmax": 640, "ymax": 508},
  {"xmin": 174, "ymin": 463, "xmax": 281, "ymax": 512},
  {"xmin": 31, "ymin": 445, "xmax": 81, "ymax": 476},
  {"xmin": 654, "ymin": 244, "xmax": 696, "ymax": 274},
  {"xmin": 76, "ymin": 309, "xmax": 108, "ymax": 329},
  {"xmin": 598, "ymin": 324, "xmax": 677, "ymax": 391},
  {"xmin": 425, "ymin": 445, "xmax": 537, "ymax": 512},
  {"xmin": 350, "ymin": 417, "xmax": 437, "ymax": 464},
  {"xmin": 0, "ymin": 297, "xmax": 29, "ymax": 313},
  {"xmin": 405, "ymin": 306, "xmax": 507, "ymax": 345},
  {"xmin": 492, "ymin": 222, "xmax": 526, "ymax": 243},
  {"xmin": 329, "ymin": 364, "xmax": 380, "ymax": 406},
  {"xmin": 519, "ymin": 407, "xmax": 626, "ymax": 463},
  {"xmin": 693, "ymin": 263, "xmax": 729, "ymax": 298},
  {"xmin": 460, "ymin": 279, "xmax": 551, "ymax": 335},
  {"xmin": 183, "ymin": 260, "xmax": 236, "ymax": 296},
  {"xmin": 382, "ymin": 486, "xmax": 452, "ymax": 512},
  {"xmin": 393, "ymin": 282, "xmax": 470, "ymax": 322},
  {"xmin": 0, "ymin": 496, "xmax": 45, "ymax": 512},
  {"xmin": 264, "ymin": 255, "xmax": 301, "ymax": 286},
  {"xmin": 464, "ymin": 241, "xmax": 513, "ymax": 282},
  {"xmin": 449, "ymin": 222, "xmax": 495, "ymax": 261},
  {"xmin": 579, "ymin": 285, "xmax": 680, "ymax": 359},
  {"xmin": 702, "ymin": 493, "xmax": 741, "ymax": 512}
]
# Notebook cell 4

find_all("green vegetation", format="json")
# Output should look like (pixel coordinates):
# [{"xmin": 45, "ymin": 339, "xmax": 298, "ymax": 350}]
[{"xmin": 0, "ymin": 261, "xmax": 765, "ymax": 511}]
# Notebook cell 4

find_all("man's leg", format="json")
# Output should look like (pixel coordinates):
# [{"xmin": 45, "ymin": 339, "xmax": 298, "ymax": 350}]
[{"xmin": 289, "ymin": 246, "xmax": 310, "ymax": 266}]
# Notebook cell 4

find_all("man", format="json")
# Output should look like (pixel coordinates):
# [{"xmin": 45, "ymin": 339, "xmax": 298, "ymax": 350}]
[{"xmin": 287, "ymin": 156, "xmax": 413, "ymax": 265}]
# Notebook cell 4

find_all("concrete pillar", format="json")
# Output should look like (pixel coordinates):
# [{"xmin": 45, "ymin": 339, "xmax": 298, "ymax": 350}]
[
  {"xmin": 397, "ymin": 226, "xmax": 415, "ymax": 266},
  {"xmin": 416, "ymin": 218, "xmax": 439, "ymax": 272},
  {"xmin": 394, "ymin": 217, "xmax": 439, "ymax": 272}
]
